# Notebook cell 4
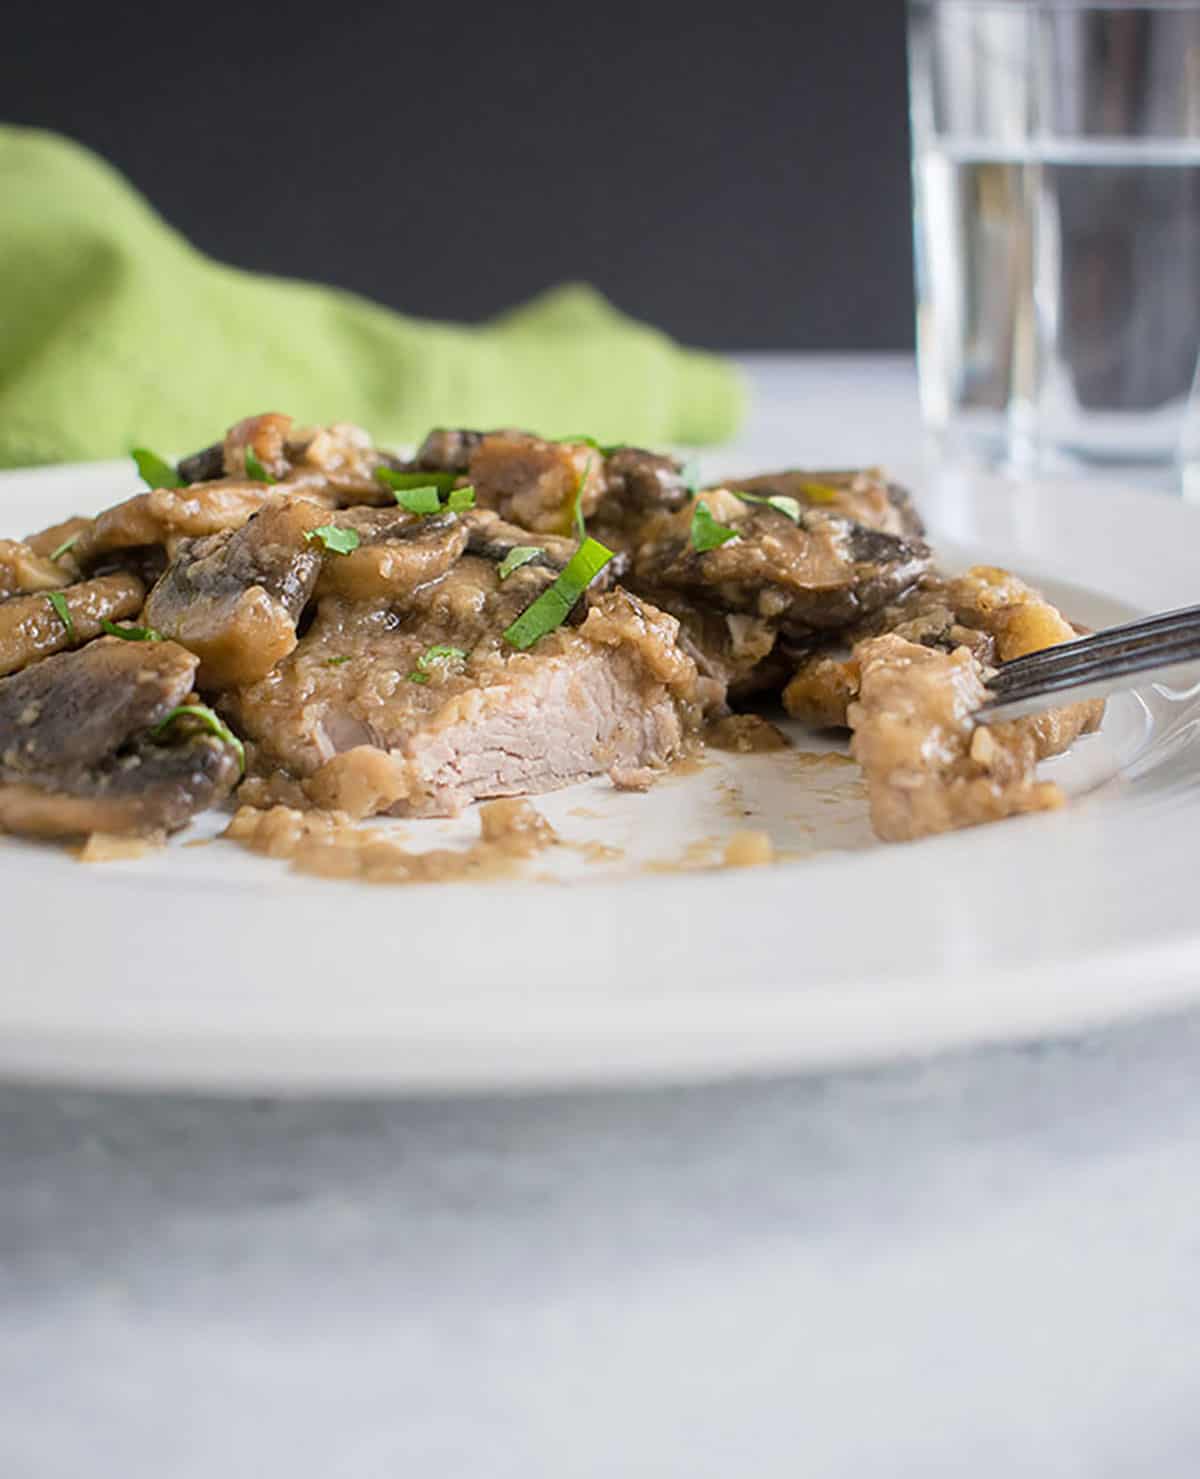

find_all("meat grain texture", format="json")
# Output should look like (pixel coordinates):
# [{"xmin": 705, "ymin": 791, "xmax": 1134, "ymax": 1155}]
[{"xmin": 0, "ymin": 414, "xmax": 1104, "ymax": 859}]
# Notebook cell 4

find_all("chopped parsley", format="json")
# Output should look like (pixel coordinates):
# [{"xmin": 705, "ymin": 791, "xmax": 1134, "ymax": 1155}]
[
  {"xmin": 374, "ymin": 468, "xmax": 476, "ymax": 516},
  {"xmin": 131, "ymin": 448, "xmax": 184, "ymax": 490},
  {"xmin": 101, "ymin": 619, "xmax": 164, "ymax": 642},
  {"xmin": 734, "ymin": 490, "xmax": 803, "ymax": 524},
  {"xmin": 305, "ymin": 525, "xmax": 361, "ymax": 555},
  {"xmin": 408, "ymin": 644, "xmax": 468, "ymax": 683},
  {"xmin": 503, "ymin": 537, "xmax": 614, "ymax": 650},
  {"xmin": 392, "ymin": 485, "xmax": 443, "ymax": 515},
  {"xmin": 374, "ymin": 468, "xmax": 460, "ymax": 497},
  {"xmin": 49, "ymin": 532, "xmax": 80, "ymax": 563},
  {"xmin": 496, "ymin": 545, "xmax": 544, "ymax": 580},
  {"xmin": 243, "ymin": 447, "xmax": 276, "ymax": 484},
  {"xmin": 690, "ymin": 501, "xmax": 739, "ymax": 552},
  {"xmin": 46, "ymin": 590, "xmax": 74, "ymax": 640},
  {"xmin": 150, "ymin": 704, "xmax": 245, "ymax": 774},
  {"xmin": 325, "ymin": 655, "xmax": 352, "ymax": 667}
]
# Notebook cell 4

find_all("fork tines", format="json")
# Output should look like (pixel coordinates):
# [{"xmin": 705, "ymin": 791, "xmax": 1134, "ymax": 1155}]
[{"xmin": 981, "ymin": 602, "xmax": 1200, "ymax": 717}]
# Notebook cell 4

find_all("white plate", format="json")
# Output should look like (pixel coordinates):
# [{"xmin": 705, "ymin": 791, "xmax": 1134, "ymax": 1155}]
[{"xmin": 1, "ymin": 458, "xmax": 1199, "ymax": 1095}]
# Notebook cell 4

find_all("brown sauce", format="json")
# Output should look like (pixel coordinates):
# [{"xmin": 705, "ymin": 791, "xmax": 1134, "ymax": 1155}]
[
  {"xmin": 223, "ymin": 797, "xmax": 558, "ymax": 885},
  {"xmin": 705, "ymin": 714, "xmax": 792, "ymax": 753}
]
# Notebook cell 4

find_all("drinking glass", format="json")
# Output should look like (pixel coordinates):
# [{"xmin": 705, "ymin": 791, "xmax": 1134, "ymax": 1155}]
[
  {"xmin": 1182, "ymin": 352, "xmax": 1200, "ymax": 498},
  {"xmin": 909, "ymin": 0, "xmax": 1200, "ymax": 484}
]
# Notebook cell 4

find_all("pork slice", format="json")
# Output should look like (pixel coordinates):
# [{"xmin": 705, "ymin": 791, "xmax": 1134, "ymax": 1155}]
[
  {"xmin": 144, "ymin": 501, "xmax": 326, "ymax": 689},
  {"xmin": 633, "ymin": 488, "xmax": 932, "ymax": 636},
  {"xmin": 0, "ymin": 638, "xmax": 239, "ymax": 837},
  {"xmin": 783, "ymin": 578, "xmax": 996, "ymax": 729},
  {"xmin": 848, "ymin": 634, "xmax": 1084, "ymax": 843},
  {"xmin": 783, "ymin": 566, "xmax": 1103, "ymax": 742},
  {"xmin": 227, "ymin": 558, "xmax": 700, "ymax": 818}
]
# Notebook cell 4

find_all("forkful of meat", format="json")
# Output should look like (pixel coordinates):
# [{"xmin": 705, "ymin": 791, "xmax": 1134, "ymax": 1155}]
[{"xmin": 981, "ymin": 603, "xmax": 1200, "ymax": 719}]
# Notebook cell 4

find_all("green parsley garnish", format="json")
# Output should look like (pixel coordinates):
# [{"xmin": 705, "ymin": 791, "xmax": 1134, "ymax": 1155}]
[
  {"xmin": 131, "ymin": 448, "xmax": 184, "ymax": 490},
  {"xmin": 408, "ymin": 644, "xmax": 468, "ymax": 683},
  {"xmin": 690, "ymin": 501, "xmax": 739, "ymax": 552},
  {"xmin": 375, "ymin": 469, "xmax": 474, "ymax": 516},
  {"xmin": 243, "ymin": 447, "xmax": 276, "ymax": 484},
  {"xmin": 101, "ymin": 619, "xmax": 164, "ymax": 642},
  {"xmin": 305, "ymin": 525, "xmax": 360, "ymax": 555},
  {"xmin": 46, "ymin": 590, "xmax": 75, "ymax": 640},
  {"xmin": 734, "ymin": 491, "xmax": 803, "ymax": 524},
  {"xmin": 150, "ymin": 704, "xmax": 245, "ymax": 774},
  {"xmin": 374, "ymin": 468, "xmax": 460, "ymax": 497},
  {"xmin": 392, "ymin": 485, "xmax": 443, "ymax": 514},
  {"xmin": 49, "ymin": 533, "xmax": 80, "ymax": 563},
  {"xmin": 496, "ymin": 545, "xmax": 544, "ymax": 580},
  {"xmin": 503, "ymin": 537, "xmax": 614, "ymax": 651},
  {"xmin": 325, "ymin": 655, "xmax": 352, "ymax": 667}
]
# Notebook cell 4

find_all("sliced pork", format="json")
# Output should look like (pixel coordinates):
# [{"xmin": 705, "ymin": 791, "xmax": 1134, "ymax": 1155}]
[
  {"xmin": 848, "ymin": 635, "xmax": 1067, "ymax": 842},
  {"xmin": 783, "ymin": 566, "xmax": 1104, "ymax": 747},
  {"xmin": 226, "ymin": 551, "xmax": 700, "ymax": 818}
]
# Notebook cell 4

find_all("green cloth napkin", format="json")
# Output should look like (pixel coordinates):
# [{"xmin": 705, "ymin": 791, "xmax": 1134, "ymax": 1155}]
[{"xmin": 0, "ymin": 127, "xmax": 744, "ymax": 469}]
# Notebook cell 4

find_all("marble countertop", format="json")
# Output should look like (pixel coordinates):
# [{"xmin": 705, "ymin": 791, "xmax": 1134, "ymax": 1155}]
[{"xmin": 4, "ymin": 357, "xmax": 1198, "ymax": 1478}]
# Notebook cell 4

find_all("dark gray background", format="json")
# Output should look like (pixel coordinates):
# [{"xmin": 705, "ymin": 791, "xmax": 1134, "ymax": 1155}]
[{"xmin": 8, "ymin": 0, "xmax": 914, "ymax": 350}]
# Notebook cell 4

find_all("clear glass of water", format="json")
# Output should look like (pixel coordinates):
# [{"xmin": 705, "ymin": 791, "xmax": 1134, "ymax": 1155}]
[{"xmin": 909, "ymin": 0, "xmax": 1200, "ymax": 485}]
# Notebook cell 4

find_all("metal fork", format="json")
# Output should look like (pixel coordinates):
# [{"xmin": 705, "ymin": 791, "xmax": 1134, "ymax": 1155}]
[{"xmin": 981, "ymin": 603, "xmax": 1200, "ymax": 720}]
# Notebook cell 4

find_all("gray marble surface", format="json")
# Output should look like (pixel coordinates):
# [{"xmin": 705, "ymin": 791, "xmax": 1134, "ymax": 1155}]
[{"xmin": 5, "ymin": 1007, "xmax": 1200, "ymax": 1477}]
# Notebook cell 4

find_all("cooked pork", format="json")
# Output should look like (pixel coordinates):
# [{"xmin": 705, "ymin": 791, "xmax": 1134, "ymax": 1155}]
[
  {"xmin": 784, "ymin": 566, "xmax": 1104, "ymax": 750},
  {"xmin": 0, "ymin": 639, "xmax": 239, "ymax": 837},
  {"xmin": 0, "ymin": 410, "xmax": 1108, "ymax": 858},
  {"xmin": 226, "ymin": 546, "xmax": 700, "ymax": 817},
  {"xmin": 849, "ymin": 635, "xmax": 1066, "ymax": 842}
]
